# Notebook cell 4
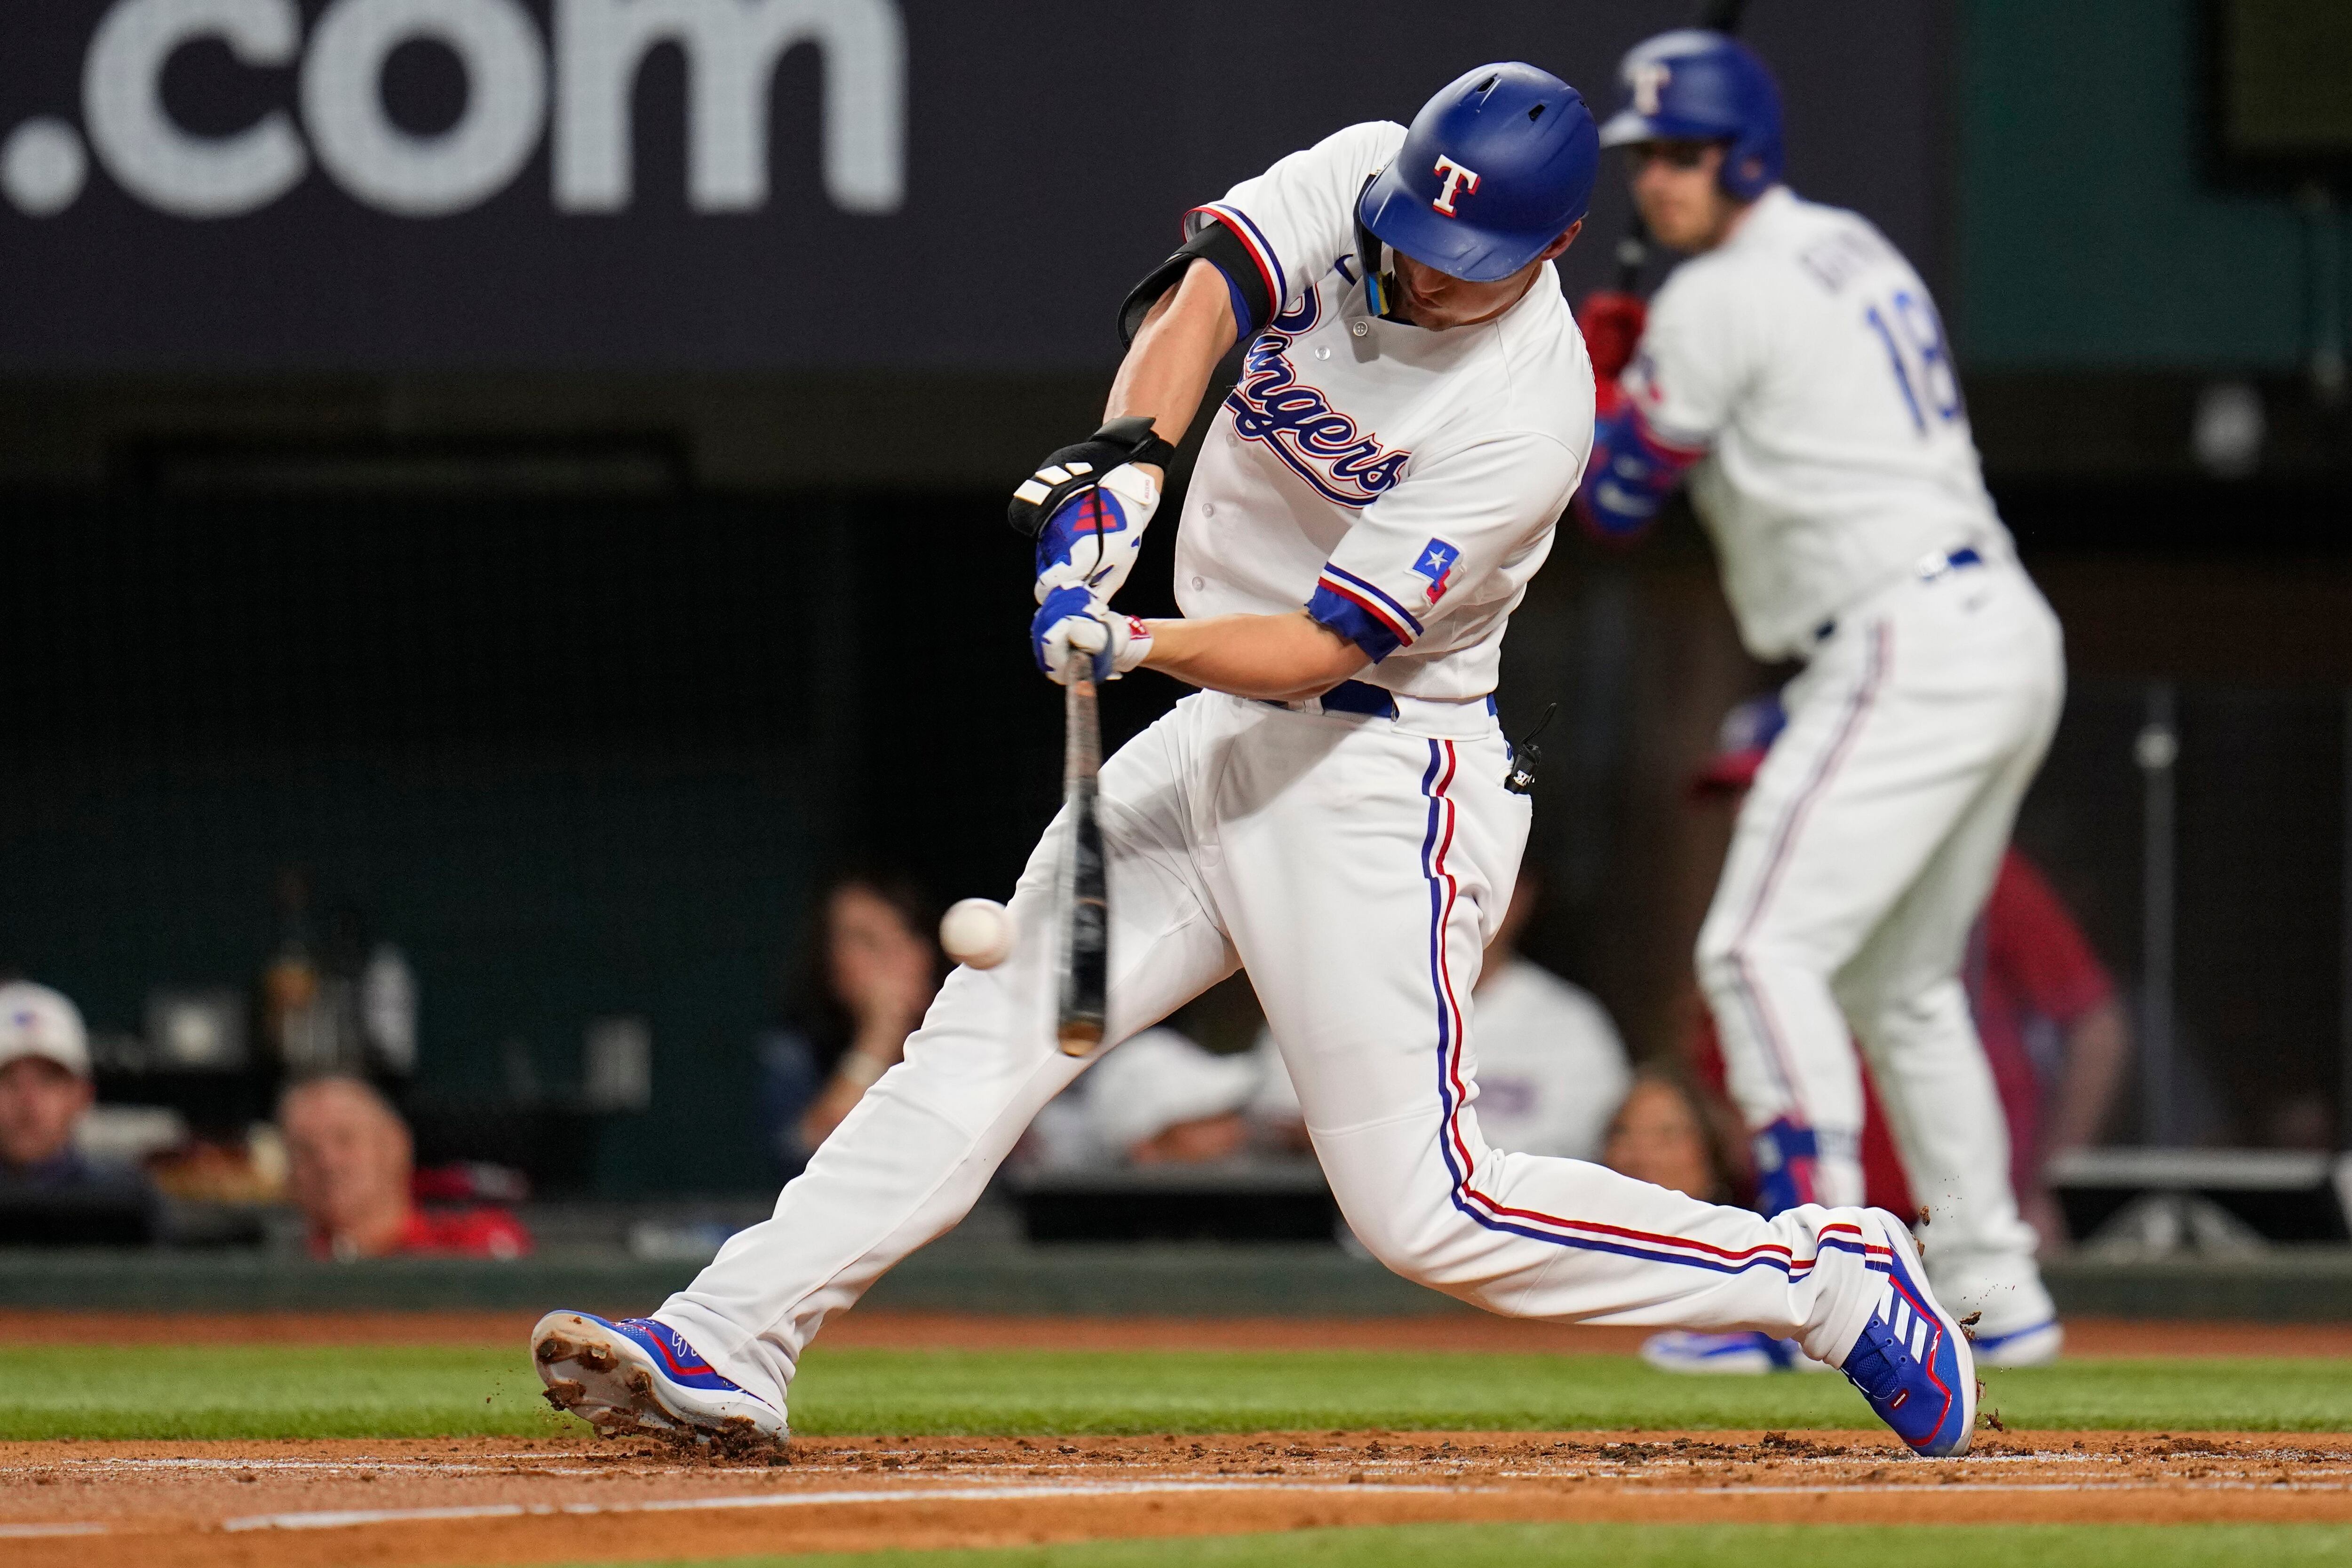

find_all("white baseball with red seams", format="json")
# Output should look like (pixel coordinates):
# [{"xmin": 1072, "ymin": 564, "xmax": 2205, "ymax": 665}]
[
  {"xmin": 648, "ymin": 123, "xmax": 1909, "ymax": 1415},
  {"xmin": 938, "ymin": 898, "xmax": 1016, "ymax": 971}
]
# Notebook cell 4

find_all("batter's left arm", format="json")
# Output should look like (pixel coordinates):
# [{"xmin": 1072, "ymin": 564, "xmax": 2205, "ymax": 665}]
[
  {"xmin": 1136, "ymin": 612, "xmax": 1367, "ymax": 703},
  {"xmin": 1034, "ymin": 597, "xmax": 1368, "ymax": 703}
]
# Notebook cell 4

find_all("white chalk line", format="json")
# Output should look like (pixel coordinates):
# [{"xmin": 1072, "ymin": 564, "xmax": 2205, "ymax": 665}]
[
  {"xmin": 18, "ymin": 1468, "xmax": 2352, "ymax": 1541},
  {"xmin": 221, "ymin": 1478, "xmax": 1481, "ymax": 1532},
  {"xmin": 0, "ymin": 1523, "xmax": 108, "ymax": 1538},
  {"xmin": 53, "ymin": 1457, "xmax": 502, "ymax": 1474}
]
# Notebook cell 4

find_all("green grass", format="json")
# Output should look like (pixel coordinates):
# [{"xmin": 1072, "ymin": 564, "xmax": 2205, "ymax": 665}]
[
  {"xmin": 0, "ymin": 1345, "xmax": 565, "ymax": 1440},
  {"xmin": 3, "ymin": 1344, "xmax": 2350, "ymax": 1441},
  {"xmin": 576, "ymin": 1524, "xmax": 2352, "ymax": 1568},
  {"xmin": 783, "ymin": 1349, "xmax": 2352, "ymax": 1436}
]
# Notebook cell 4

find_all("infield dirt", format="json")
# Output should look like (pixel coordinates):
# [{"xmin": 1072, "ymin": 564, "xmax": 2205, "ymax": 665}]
[
  {"xmin": 8, "ymin": 1312, "xmax": 2351, "ymax": 1566},
  {"xmin": 6, "ymin": 1429, "xmax": 2352, "ymax": 1568}
]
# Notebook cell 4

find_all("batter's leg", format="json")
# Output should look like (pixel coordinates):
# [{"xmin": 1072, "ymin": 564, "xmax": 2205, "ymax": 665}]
[
  {"xmin": 1214, "ymin": 709, "xmax": 1891, "ymax": 1362},
  {"xmin": 654, "ymin": 703, "xmax": 1239, "ymax": 1409}
]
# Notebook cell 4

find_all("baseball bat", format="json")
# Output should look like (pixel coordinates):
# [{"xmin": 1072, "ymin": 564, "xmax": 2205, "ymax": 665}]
[
  {"xmin": 1056, "ymin": 644, "xmax": 1108, "ymax": 1054},
  {"xmin": 1611, "ymin": 0, "xmax": 1756, "ymax": 292}
]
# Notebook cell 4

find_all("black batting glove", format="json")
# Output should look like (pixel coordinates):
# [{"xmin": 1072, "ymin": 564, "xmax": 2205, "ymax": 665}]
[{"xmin": 1007, "ymin": 416, "xmax": 1177, "ymax": 539}]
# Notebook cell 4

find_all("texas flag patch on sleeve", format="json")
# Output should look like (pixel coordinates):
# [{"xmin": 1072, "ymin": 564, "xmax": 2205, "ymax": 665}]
[{"xmin": 1409, "ymin": 538, "xmax": 1461, "ymax": 604}]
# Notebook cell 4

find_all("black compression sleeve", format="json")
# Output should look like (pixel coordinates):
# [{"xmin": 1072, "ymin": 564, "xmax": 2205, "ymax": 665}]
[{"xmin": 1116, "ymin": 216, "xmax": 1274, "ymax": 347}]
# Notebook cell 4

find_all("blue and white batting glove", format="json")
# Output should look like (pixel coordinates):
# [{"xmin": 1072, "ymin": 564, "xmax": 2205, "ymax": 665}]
[
  {"xmin": 1031, "ymin": 462, "xmax": 1160, "ymax": 606},
  {"xmin": 1032, "ymin": 586, "xmax": 1152, "ymax": 684}
]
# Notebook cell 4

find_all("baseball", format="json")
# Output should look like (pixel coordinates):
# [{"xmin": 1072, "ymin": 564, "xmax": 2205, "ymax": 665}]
[{"xmin": 939, "ymin": 897, "xmax": 1016, "ymax": 970}]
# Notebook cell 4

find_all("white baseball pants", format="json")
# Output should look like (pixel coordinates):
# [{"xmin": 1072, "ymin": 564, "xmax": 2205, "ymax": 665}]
[
  {"xmin": 660, "ymin": 689, "xmax": 1899, "ymax": 1411},
  {"xmin": 1697, "ymin": 556, "xmax": 2066, "ymax": 1337}
]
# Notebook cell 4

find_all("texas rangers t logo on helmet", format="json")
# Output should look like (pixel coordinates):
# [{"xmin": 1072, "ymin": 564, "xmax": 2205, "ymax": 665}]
[
  {"xmin": 1430, "ymin": 157, "xmax": 1482, "ymax": 217},
  {"xmin": 1631, "ymin": 61, "xmax": 1673, "ymax": 117}
]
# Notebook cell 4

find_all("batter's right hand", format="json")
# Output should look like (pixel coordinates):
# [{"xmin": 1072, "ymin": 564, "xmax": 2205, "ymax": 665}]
[{"xmin": 1032, "ymin": 586, "xmax": 1151, "ymax": 684}]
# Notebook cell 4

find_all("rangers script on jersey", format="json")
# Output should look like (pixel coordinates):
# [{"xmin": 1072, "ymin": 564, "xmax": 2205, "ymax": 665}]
[{"xmin": 1176, "ymin": 123, "xmax": 1596, "ymax": 700}]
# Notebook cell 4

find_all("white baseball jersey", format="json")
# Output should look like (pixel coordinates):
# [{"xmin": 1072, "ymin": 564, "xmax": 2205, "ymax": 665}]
[
  {"xmin": 1175, "ymin": 123, "xmax": 1595, "ymax": 700},
  {"xmin": 1623, "ymin": 187, "xmax": 2010, "ymax": 661}
]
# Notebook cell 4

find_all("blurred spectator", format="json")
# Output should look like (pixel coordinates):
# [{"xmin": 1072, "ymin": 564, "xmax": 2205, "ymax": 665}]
[
  {"xmin": 1687, "ymin": 693, "xmax": 2130, "ymax": 1251},
  {"xmin": 1242, "ymin": 1035, "xmax": 1315, "ymax": 1156},
  {"xmin": 280, "ymin": 1075, "xmax": 529, "ymax": 1260},
  {"xmin": 1093, "ymin": 1029, "xmax": 1263, "ymax": 1165},
  {"xmin": 755, "ymin": 874, "xmax": 944, "ymax": 1178},
  {"xmin": 1602, "ymin": 1071, "xmax": 1740, "ymax": 1203},
  {"xmin": 2266, "ymin": 1093, "xmax": 2336, "ymax": 1152},
  {"xmin": 1251, "ymin": 871, "xmax": 1632, "ymax": 1160},
  {"xmin": 0, "ymin": 982, "xmax": 161, "ymax": 1239},
  {"xmin": 1024, "ymin": 1027, "xmax": 1267, "ymax": 1171}
]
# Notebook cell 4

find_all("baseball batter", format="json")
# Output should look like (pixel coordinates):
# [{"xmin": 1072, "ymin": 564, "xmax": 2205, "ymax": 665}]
[
  {"xmin": 532, "ymin": 62, "xmax": 1976, "ymax": 1457},
  {"xmin": 1577, "ymin": 32, "xmax": 2065, "ymax": 1370}
]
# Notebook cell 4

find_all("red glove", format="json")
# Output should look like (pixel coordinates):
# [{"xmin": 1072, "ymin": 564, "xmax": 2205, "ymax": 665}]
[{"xmin": 1578, "ymin": 289, "xmax": 1647, "ymax": 383}]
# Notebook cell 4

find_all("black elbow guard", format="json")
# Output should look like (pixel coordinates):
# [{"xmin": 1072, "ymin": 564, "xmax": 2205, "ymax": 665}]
[{"xmin": 1117, "ymin": 217, "xmax": 1274, "ymax": 347}]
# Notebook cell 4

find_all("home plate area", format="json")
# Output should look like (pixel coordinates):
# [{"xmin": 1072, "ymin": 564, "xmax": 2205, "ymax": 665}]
[{"xmin": 6, "ymin": 1430, "xmax": 2352, "ymax": 1568}]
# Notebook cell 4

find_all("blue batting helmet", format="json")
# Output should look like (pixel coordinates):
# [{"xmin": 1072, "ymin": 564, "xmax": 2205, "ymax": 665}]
[
  {"xmin": 1357, "ymin": 63, "xmax": 1599, "ymax": 284},
  {"xmin": 1598, "ymin": 30, "xmax": 1784, "ymax": 202}
]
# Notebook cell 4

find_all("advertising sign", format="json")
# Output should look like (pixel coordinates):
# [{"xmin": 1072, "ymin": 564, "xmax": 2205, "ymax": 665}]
[{"xmin": 0, "ymin": 1, "xmax": 1940, "ymax": 370}]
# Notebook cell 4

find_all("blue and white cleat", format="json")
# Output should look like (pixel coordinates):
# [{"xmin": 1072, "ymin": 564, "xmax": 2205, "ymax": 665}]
[
  {"xmin": 1640, "ymin": 1330, "xmax": 1811, "ymax": 1374},
  {"xmin": 1971, "ymin": 1318, "xmax": 2063, "ymax": 1368},
  {"xmin": 532, "ymin": 1310, "xmax": 787, "ymax": 1450},
  {"xmin": 1839, "ymin": 1212, "xmax": 1977, "ymax": 1457}
]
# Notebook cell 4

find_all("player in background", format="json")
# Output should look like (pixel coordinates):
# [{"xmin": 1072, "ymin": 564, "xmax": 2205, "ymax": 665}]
[
  {"xmin": 533, "ymin": 62, "xmax": 1977, "ymax": 1458},
  {"xmin": 1663, "ymin": 697, "xmax": 2130, "ymax": 1371},
  {"xmin": 1578, "ymin": 32, "xmax": 2067, "ymax": 1370}
]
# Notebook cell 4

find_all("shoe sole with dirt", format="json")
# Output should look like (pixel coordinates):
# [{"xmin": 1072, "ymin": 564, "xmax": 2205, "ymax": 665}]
[{"xmin": 531, "ymin": 1311, "xmax": 787, "ymax": 1457}]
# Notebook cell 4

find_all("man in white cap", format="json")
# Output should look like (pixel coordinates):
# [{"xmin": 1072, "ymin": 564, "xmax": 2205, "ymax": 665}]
[
  {"xmin": 1085, "ymin": 1029, "xmax": 1266, "ymax": 1167},
  {"xmin": 0, "ymin": 982, "xmax": 148, "ymax": 1209},
  {"xmin": 1023, "ymin": 1028, "xmax": 1267, "ymax": 1171}
]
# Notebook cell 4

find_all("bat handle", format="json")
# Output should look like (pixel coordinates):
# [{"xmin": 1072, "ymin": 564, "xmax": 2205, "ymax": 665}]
[{"xmin": 1057, "ymin": 646, "xmax": 1107, "ymax": 1054}]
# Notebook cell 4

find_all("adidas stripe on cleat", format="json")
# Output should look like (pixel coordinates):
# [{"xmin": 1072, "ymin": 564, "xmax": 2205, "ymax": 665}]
[
  {"xmin": 1837, "ymin": 1212, "xmax": 1977, "ymax": 1457},
  {"xmin": 532, "ymin": 1310, "xmax": 787, "ymax": 1450}
]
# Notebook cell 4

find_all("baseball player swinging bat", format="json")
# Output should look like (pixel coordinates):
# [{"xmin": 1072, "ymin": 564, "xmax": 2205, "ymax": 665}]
[
  {"xmin": 1613, "ymin": 0, "xmax": 1753, "ymax": 291},
  {"xmin": 529, "ymin": 55, "xmax": 1979, "ymax": 1465}
]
